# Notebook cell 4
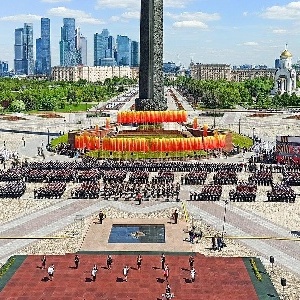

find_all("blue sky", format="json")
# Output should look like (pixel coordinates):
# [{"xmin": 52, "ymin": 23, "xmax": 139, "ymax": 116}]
[{"xmin": 0, "ymin": 0, "xmax": 300, "ymax": 69}]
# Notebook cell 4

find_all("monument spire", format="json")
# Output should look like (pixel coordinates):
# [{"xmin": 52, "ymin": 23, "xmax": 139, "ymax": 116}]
[{"xmin": 136, "ymin": 0, "xmax": 166, "ymax": 111}]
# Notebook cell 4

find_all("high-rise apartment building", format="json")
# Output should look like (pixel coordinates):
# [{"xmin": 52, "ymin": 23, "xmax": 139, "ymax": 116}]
[
  {"xmin": 131, "ymin": 41, "xmax": 139, "ymax": 67},
  {"xmin": 14, "ymin": 23, "xmax": 34, "ymax": 75},
  {"xmin": 116, "ymin": 35, "xmax": 131, "ymax": 66},
  {"xmin": 60, "ymin": 18, "xmax": 76, "ymax": 66},
  {"xmin": 35, "ymin": 18, "xmax": 51, "ymax": 75}
]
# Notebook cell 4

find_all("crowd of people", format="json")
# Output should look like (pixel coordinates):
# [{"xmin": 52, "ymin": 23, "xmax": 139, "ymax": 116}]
[
  {"xmin": 181, "ymin": 172, "xmax": 208, "ymax": 185},
  {"xmin": 0, "ymin": 181, "xmax": 26, "ymax": 198},
  {"xmin": 248, "ymin": 171, "xmax": 273, "ymax": 186},
  {"xmin": 102, "ymin": 180, "xmax": 180, "ymax": 201},
  {"xmin": 189, "ymin": 185, "xmax": 222, "ymax": 201},
  {"xmin": 283, "ymin": 172, "xmax": 300, "ymax": 186},
  {"xmin": 71, "ymin": 182, "xmax": 101, "ymax": 199},
  {"xmin": 213, "ymin": 171, "xmax": 238, "ymax": 185},
  {"xmin": 267, "ymin": 184, "xmax": 296, "ymax": 202},
  {"xmin": 34, "ymin": 183, "xmax": 66, "ymax": 199},
  {"xmin": 229, "ymin": 182, "xmax": 257, "ymax": 202}
]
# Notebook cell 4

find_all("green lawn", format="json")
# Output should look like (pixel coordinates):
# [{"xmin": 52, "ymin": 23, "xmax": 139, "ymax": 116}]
[
  {"xmin": 232, "ymin": 132, "xmax": 253, "ymax": 149},
  {"xmin": 28, "ymin": 103, "xmax": 95, "ymax": 114}
]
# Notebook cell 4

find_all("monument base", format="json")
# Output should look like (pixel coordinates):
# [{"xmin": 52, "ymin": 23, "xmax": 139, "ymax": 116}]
[{"xmin": 135, "ymin": 97, "xmax": 167, "ymax": 111}]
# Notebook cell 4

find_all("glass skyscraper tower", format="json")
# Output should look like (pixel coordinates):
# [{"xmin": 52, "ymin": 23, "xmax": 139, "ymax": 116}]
[
  {"xmin": 131, "ymin": 41, "xmax": 139, "ymax": 67},
  {"xmin": 60, "ymin": 18, "xmax": 76, "ymax": 66},
  {"xmin": 36, "ymin": 18, "xmax": 51, "ymax": 75},
  {"xmin": 116, "ymin": 35, "xmax": 131, "ymax": 66},
  {"xmin": 94, "ymin": 29, "xmax": 109, "ymax": 66},
  {"xmin": 14, "ymin": 23, "xmax": 34, "ymax": 75}
]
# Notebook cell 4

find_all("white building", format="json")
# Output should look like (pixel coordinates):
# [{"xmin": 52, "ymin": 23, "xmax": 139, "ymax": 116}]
[
  {"xmin": 51, "ymin": 66, "xmax": 139, "ymax": 82},
  {"xmin": 273, "ymin": 48, "xmax": 297, "ymax": 95}
]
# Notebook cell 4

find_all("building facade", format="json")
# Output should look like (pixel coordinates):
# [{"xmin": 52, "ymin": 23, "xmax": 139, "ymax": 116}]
[
  {"xmin": 94, "ymin": 29, "xmax": 110, "ymax": 66},
  {"xmin": 35, "ymin": 18, "xmax": 51, "ymax": 75},
  {"xmin": 231, "ymin": 68, "xmax": 275, "ymax": 82},
  {"xmin": 190, "ymin": 63, "xmax": 231, "ymax": 81},
  {"xmin": 59, "ymin": 18, "xmax": 76, "ymax": 66},
  {"xmin": 131, "ymin": 41, "xmax": 139, "ymax": 67},
  {"xmin": 75, "ymin": 27, "xmax": 87, "ymax": 65},
  {"xmin": 0, "ymin": 61, "xmax": 9, "ymax": 76},
  {"xmin": 14, "ymin": 23, "xmax": 34, "ymax": 75},
  {"xmin": 52, "ymin": 66, "xmax": 139, "ymax": 82},
  {"xmin": 191, "ymin": 63, "xmax": 276, "ymax": 82},
  {"xmin": 116, "ymin": 35, "xmax": 131, "ymax": 66}
]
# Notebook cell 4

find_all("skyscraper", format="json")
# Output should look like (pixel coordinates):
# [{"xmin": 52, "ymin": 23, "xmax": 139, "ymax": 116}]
[
  {"xmin": 131, "ymin": 41, "xmax": 139, "ymax": 67},
  {"xmin": 79, "ymin": 36, "xmax": 87, "ymax": 66},
  {"xmin": 75, "ymin": 27, "xmax": 87, "ymax": 65},
  {"xmin": 35, "ymin": 18, "xmax": 51, "ymax": 75},
  {"xmin": 116, "ymin": 35, "xmax": 131, "ymax": 66},
  {"xmin": 14, "ymin": 23, "xmax": 34, "ymax": 75},
  {"xmin": 60, "ymin": 18, "xmax": 76, "ymax": 66},
  {"xmin": 94, "ymin": 29, "xmax": 109, "ymax": 66}
]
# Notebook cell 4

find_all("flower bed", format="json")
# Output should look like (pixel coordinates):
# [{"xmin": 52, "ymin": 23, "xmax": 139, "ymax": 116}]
[
  {"xmin": 0, "ymin": 256, "xmax": 15, "ymax": 278},
  {"xmin": 37, "ymin": 113, "xmax": 63, "ymax": 118},
  {"xmin": 247, "ymin": 113, "xmax": 271, "ymax": 118},
  {"xmin": 250, "ymin": 258, "xmax": 262, "ymax": 281},
  {"xmin": 1, "ymin": 116, "xmax": 27, "ymax": 121}
]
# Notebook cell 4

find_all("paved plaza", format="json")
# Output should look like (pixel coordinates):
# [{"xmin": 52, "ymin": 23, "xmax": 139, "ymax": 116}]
[{"xmin": 1, "ymin": 89, "xmax": 300, "ymax": 298}]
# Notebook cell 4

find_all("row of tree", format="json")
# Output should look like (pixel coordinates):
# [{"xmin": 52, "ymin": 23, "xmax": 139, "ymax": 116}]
[
  {"xmin": 171, "ymin": 76, "xmax": 300, "ymax": 109},
  {"xmin": 0, "ymin": 76, "xmax": 137, "ymax": 112}
]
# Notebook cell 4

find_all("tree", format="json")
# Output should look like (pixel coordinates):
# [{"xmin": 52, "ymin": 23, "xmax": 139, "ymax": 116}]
[{"xmin": 9, "ymin": 100, "xmax": 26, "ymax": 112}]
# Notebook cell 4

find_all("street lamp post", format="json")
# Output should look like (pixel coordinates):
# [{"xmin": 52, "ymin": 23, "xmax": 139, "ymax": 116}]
[
  {"xmin": 252, "ymin": 127, "xmax": 255, "ymax": 141},
  {"xmin": 238, "ymin": 118, "xmax": 241, "ymax": 135},
  {"xmin": 213, "ymin": 109, "xmax": 216, "ymax": 128},
  {"xmin": 221, "ymin": 200, "xmax": 228, "ymax": 239},
  {"xmin": 47, "ymin": 128, "xmax": 50, "ymax": 146}
]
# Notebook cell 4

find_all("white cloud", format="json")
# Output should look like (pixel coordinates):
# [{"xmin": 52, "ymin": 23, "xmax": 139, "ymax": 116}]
[
  {"xmin": 48, "ymin": 7, "xmax": 104, "ymax": 24},
  {"xmin": 173, "ymin": 20, "xmax": 208, "ymax": 29},
  {"xmin": 121, "ymin": 11, "xmax": 140, "ymax": 20},
  {"xmin": 41, "ymin": 0, "xmax": 71, "ymax": 3},
  {"xmin": 262, "ymin": 1, "xmax": 300, "ymax": 19},
  {"xmin": 272, "ymin": 29, "xmax": 287, "ymax": 34},
  {"xmin": 96, "ymin": 0, "xmax": 191, "ymax": 9},
  {"xmin": 243, "ymin": 11, "xmax": 248, "ymax": 16},
  {"xmin": 166, "ymin": 11, "xmax": 220, "ymax": 22},
  {"xmin": 243, "ymin": 42, "xmax": 259, "ymax": 46},
  {"xmin": 166, "ymin": 11, "xmax": 219, "ymax": 29},
  {"xmin": 0, "ymin": 14, "xmax": 42, "ymax": 22}
]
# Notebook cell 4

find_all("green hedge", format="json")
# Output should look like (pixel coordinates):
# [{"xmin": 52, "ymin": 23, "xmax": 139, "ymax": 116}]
[{"xmin": 50, "ymin": 133, "xmax": 68, "ymax": 147}]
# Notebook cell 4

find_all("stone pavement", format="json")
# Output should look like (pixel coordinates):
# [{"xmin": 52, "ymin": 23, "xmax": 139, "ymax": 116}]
[
  {"xmin": 186, "ymin": 199, "xmax": 300, "ymax": 277},
  {"xmin": 1, "ymin": 192, "xmax": 300, "ymax": 281}
]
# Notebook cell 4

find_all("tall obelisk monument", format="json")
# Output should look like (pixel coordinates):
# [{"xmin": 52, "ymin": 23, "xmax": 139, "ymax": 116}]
[{"xmin": 136, "ymin": 0, "xmax": 167, "ymax": 111}]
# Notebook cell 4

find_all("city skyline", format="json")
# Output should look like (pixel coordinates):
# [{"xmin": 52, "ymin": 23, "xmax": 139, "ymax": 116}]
[{"xmin": 1, "ymin": 0, "xmax": 300, "ymax": 69}]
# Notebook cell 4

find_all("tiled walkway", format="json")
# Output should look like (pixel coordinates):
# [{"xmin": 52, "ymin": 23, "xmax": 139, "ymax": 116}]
[{"xmin": 0, "ymin": 253, "xmax": 258, "ymax": 300}]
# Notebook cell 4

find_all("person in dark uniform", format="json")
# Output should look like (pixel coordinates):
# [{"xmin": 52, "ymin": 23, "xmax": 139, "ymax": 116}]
[
  {"xmin": 107, "ymin": 255, "xmax": 113, "ymax": 269},
  {"xmin": 74, "ymin": 255, "xmax": 80, "ymax": 269},
  {"xmin": 189, "ymin": 255, "xmax": 194, "ymax": 270},
  {"xmin": 41, "ymin": 255, "xmax": 46, "ymax": 269},
  {"xmin": 173, "ymin": 209, "xmax": 178, "ymax": 224},
  {"xmin": 98, "ymin": 210, "xmax": 105, "ymax": 224},
  {"xmin": 136, "ymin": 254, "xmax": 142, "ymax": 270},
  {"xmin": 161, "ymin": 253, "xmax": 166, "ymax": 270}
]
